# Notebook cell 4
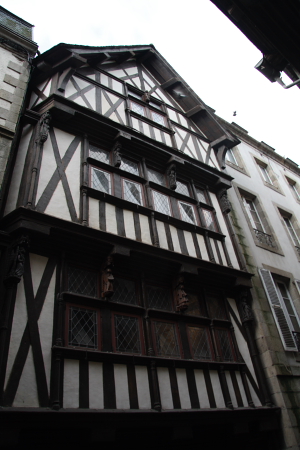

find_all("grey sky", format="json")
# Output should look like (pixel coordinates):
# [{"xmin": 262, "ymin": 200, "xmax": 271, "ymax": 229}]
[{"xmin": 4, "ymin": 0, "xmax": 299, "ymax": 164}]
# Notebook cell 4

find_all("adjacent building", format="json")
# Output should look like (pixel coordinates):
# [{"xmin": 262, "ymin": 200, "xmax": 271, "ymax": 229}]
[{"xmin": 0, "ymin": 43, "xmax": 284, "ymax": 448}]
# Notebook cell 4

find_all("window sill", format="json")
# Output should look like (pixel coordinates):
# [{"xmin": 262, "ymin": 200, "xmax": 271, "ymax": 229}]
[{"xmin": 225, "ymin": 161, "xmax": 250, "ymax": 177}]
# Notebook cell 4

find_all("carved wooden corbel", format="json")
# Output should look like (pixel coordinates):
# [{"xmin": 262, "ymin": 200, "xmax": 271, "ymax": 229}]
[
  {"xmin": 4, "ymin": 235, "xmax": 30, "ymax": 286},
  {"xmin": 142, "ymin": 90, "xmax": 151, "ymax": 103},
  {"xmin": 174, "ymin": 275, "xmax": 188, "ymax": 311},
  {"xmin": 236, "ymin": 287, "xmax": 253, "ymax": 323},
  {"xmin": 167, "ymin": 163, "xmax": 177, "ymax": 190},
  {"xmin": 218, "ymin": 188, "xmax": 231, "ymax": 214},
  {"xmin": 112, "ymin": 141, "xmax": 122, "ymax": 168},
  {"xmin": 101, "ymin": 256, "xmax": 114, "ymax": 298},
  {"xmin": 35, "ymin": 111, "xmax": 51, "ymax": 145}
]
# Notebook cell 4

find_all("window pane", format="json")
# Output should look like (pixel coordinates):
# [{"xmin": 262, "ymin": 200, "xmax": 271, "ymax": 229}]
[
  {"xmin": 149, "ymin": 101, "xmax": 161, "ymax": 110},
  {"xmin": 284, "ymin": 217, "xmax": 299, "ymax": 245},
  {"xmin": 68, "ymin": 266, "xmax": 97, "ymax": 297},
  {"xmin": 153, "ymin": 191, "xmax": 170, "ymax": 215},
  {"xmin": 114, "ymin": 315, "xmax": 141, "ymax": 353},
  {"xmin": 215, "ymin": 329, "xmax": 234, "ymax": 361},
  {"xmin": 121, "ymin": 157, "xmax": 139, "ymax": 175},
  {"xmin": 131, "ymin": 101, "xmax": 145, "ymax": 116},
  {"xmin": 89, "ymin": 145, "xmax": 110, "ymax": 164},
  {"xmin": 113, "ymin": 278, "xmax": 137, "ymax": 305},
  {"xmin": 259, "ymin": 165, "xmax": 272, "ymax": 184},
  {"xmin": 196, "ymin": 188, "xmax": 206, "ymax": 203},
  {"xmin": 188, "ymin": 326, "xmax": 212, "ymax": 360},
  {"xmin": 147, "ymin": 286, "xmax": 172, "ymax": 310},
  {"xmin": 92, "ymin": 168, "xmax": 111, "ymax": 194},
  {"xmin": 151, "ymin": 111, "xmax": 165, "ymax": 126},
  {"xmin": 148, "ymin": 168, "xmax": 166, "ymax": 186},
  {"xmin": 226, "ymin": 149, "xmax": 237, "ymax": 165},
  {"xmin": 154, "ymin": 321, "xmax": 180, "ymax": 357},
  {"xmin": 186, "ymin": 293, "xmax": 203, "ymax": 316},
  {"xmin": 203, "ymin": 209, "xmax": 217, "ymax": 231},
  {"xmin": 179, "ymin": 202, "xmax": 196, "ymax": 224},
  {"xmin": 291, "ymin": 183, "xmax": 300, "ymax": 200},
  {"xmin": 206, "ymin": 291, "xmax": 227, "ymax": 319},
  {"xmin": 69, "ymin": 307, "xmax": 98, "ymax": 349},
  {"xmin": 243, "ymin": 198, "xmax": 264, "ymax": 232},
  {"xmin": 124, "ymin": 180, "xmax": 142, "ymax": 205},
  {"xmin": 176, "ymin": 181, "xmax": 189, "ymax": 196}
]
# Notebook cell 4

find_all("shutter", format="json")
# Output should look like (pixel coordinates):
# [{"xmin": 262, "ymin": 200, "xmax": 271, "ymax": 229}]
[{"xmin": 259, "ymin": 269, "xmax": 297, "ymax": 351}]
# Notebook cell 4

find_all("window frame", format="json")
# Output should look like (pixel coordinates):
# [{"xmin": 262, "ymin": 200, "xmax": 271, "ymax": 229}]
[
  {"xmin": 152, "ymin": 189, "xmax": 172, "ymax": 216},
  {"xmin": 66, "ymin": 303, "xmax": 101, "ymax": 350},
  {"xmin": 151, "ymin": 318, "xmax": 182, "ymax": 359},
  {"xmin": 225, "ymin": 148, "xmax": 238, "ymax": 166},
  {"xmin": 186, "ymin": 324, "xmax": 214, "ymax": 361},
  {"xmin": 130, "ymin": 98, "xmax": 167, "ymax": 127},
  {"xmin": 178, "ymin": 200, "xmax": 198, "ymax": 225},
  {"xmin": 91, "ymin": 166, "xmax": 112, "ymax": 195},
  {"xmin": 122, "ymin": 177, "xmax": 144, "ymax": 206},
  {"xmin": 112, "ymin": 311, "xmax": 145, "ymax": 355}
]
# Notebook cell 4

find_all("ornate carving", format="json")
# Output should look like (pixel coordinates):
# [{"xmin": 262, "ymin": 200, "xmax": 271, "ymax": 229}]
[
  {"xmin": 237, "ymin": 288, "xmax": 253, "ymax": 323},
  {"xmin": 254, "ymin": 229, "xmax": 274, "ymax": 247},
  {"xmin": 5, "ymin": 236, "xmax": 29, "ymax": 285},
  {"xmin": 218, "ymin": 189, "xmax": 231, "ymax": 214},
  {"xmin": 102, "ymin": 256, "xmax": 114, "ymax": 298},
  {"xmin": 112, "ymin": 141, "xmax": 122, "ymax": 167},
  {"xmin": 167, "ymin": 163, "xmax": 177, "ymax": 190},
  {"xmin": 36, "ymin": 111, "xmax": 51, "ymax": 145},
  {"xmin": 142, "ymin": 90, "xmax": 151, "ymax": 103},
  {"xmin": 174, "ymin": 275, "xmax": 189, "ymax": 311}
]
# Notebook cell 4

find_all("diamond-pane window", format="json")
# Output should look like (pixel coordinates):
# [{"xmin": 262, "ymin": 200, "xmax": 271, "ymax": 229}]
[
  {"xmin": 206, "ymin": 291, "xmax": 227, "ymax": 319},
  {"xmin": 68, "ymin": 267, "xmax": 97, "ymax": 297},
  {"xmin": 203, "ymin": 209, "xmax": 217, "ymax": 231},
  {"xmin": 147, "ymin": 286, "xmax": 172, "ymax": 310},
  {"xmin": 92, "ymin": 168, "xmax": 111, "ymax": 194},
  {"xmin": 188, "ymin": 326, "xmax": 212, "ymax": 360},
  {"xmin": 153, "ymin": 191, "xmax": 170, "ymax": 215},
  {"xmin": 176, "ymin": 181, "xmax": 189, "ymax": 196},
  {"xmin": 123, "ymin": 180, "xmax": 143, "ymax": 205},
  {"xmin": 151, "ymin": 111, "xmax": 165, "ymax": 126},
  {"xmin": 186, "ymin": 293, "xmax": 203, "ymax": 316},
  {"xmin": 196, "ymin": 188, "xmax": 206, "ymax": 203},
  {"xmin": 154, "ymin": 321, "xmax": 180, "ymax": 357},
  {"xmin": 179, "ymin": 201, "xmax": 197, "ymax": 224},
  {"xmin": 131, "ymin": 101, "xmax": 145, "ymax": 116},
  {"xmin": 216, "ymin": 329, "xmax": 234, "ymax": 361},
  {"xmin": 69, "ymin": 307, "xmax": 98, "ymax": 349},
  {"xmin": 114, "ymin": 314, "xmax": 141, "ymax": 354},
  {"xmin": 148, "ymin": 168, "xmax": 166, "ymax": 186},
  {"xmin": 121, "ymin": 157, "xmax": 139, "ymax": 175},
  {"xmin": 113, "ymin": 278, "xmax": 137, "ymax": 305},
  {"xmin": 89, "ymin": 145, "xmax": 110, "ymax": 164}
]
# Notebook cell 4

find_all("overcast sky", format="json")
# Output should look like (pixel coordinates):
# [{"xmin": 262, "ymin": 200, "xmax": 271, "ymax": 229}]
[{"xmin": 4, "ymin": 0, "xmax": 300, "ymax": 164}]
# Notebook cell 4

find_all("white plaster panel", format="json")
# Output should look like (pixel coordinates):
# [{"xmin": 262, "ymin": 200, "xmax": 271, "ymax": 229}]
[
  {"xmin": 116, "ymin": 102, "xmax": 126, "ymax": 124},
  {"xmin": 37, "ymin": 259, "xmax": 56, "ymax": 389},
  {"xmin": 53, "ymin": 128, "xmax": 77, "ymax": 159},
  {"xmin": 227, "ymin": 298, "xmax": 258, "ymax": 383},
  {"xmin": 183, "ymin": 230, "xmax": 197, "ymax": 258},
  {"xmin": 139, "ymin": 214, "xmax": 152, "ymax": 244},
  {"xmin": 210, "ymin": 370, "xmax": 225, "ymax": 408},
  {"xmin": 43, "ymin": 79, "xmax": 51, "ymax": 98},
  {"xmin": 157, "ymin": 367, "xmax": 173, "ymax": 410},
  {"xmin": 36, "ymin": 132, "xmax": 58, "ymax": 203},
  {"xmin": 176, "ymin": 368, "xmax": 191, "ymax": 409},
  {"xmin": 13, "ymin": 347, "xmax": 39, "ymax": 407},
  {"xmin": 247, "ymin": 376, "xmax": 262, "ymax": 407},
  {"xmin": 63, "ymin": 359, "xmax": 79, "ymax": 408},
  {"xmin": 65, "ymin": 138, "xmax": 81, "ymax": 216},
  {"xmin": 210, "ymin": 192, "xmax": 239, "ymax": 269},
  {"xmin": 5, "ymin": 279, "xmax": 27, "ymax": 388},
  {"xmin": 73, "ymin": 76, "xmax": 89, "ymax": 90},
  {"xmin": 217, "ymin": 241, "xmax": 228, "ymax": 266},
  {"xmin": 110, "ymin": 111, "xmax": 120, "ymax": 124},
  {"xmin": 196, "ymin": 234, "xmax": 209, "ymax": 260},
  {"xmin": 135, "ymin": 366, "xmax": 151, "ymax": 409},
  {"xmin": 105, "ymin": 203, "xmax": 118, "ymax": 234},
  {"xmin": 89, "ymin": 197, "xmax": 99, "ymax": 229},
  {"xmin": 101, "ymin": 91, "xmax": 110, "ymax": 115},
  {"xmin": 114, "ymin": 364, "xmax": 130, "ymax": 409},
  {"xmin": 123, "ymin": 209, "xmax": 136, "ymax": 240},
  {"xmin": 131, "ymin": 117, "xmax": 139, "ymax": 132},
  {"xmin": 5, "ymin": 125, "xmax": 33, "ymax": 215},
  {"xmin": 89, "ymin": 362, "xmax": 104, "ymax": 409},
  {"xmin": 236, "ymin": 371, "xmax": 247, "ymax": 407},
  {"xmin": 194, "ymin": 369, "xmax": 210, "ymax": 408},
  {"xmin": 74, "ymin": 96, "xmax": 88, "ymax": 108},
  {"xmin": 30, "ymin": 254, "xmax": 48, "ymax": 296},
  {"xmin": 84, "ymin": 86, "xmax": 96, "ymax": 110},
  {"xmin": 153, "ymin": 127, "xmax": 162, "ymax": 142},
  {"xmin": 142, "ymin": 122, "xmax": 151, "ymax": 138},
  {"xmin": 156, "ymin": 220, "xmax": 168, "ymax": 249},
  {"xmin": 225, "ymin": 371, "xmax": 238, "ymax": 407},
  {"xmin": 64, "ymin": 79, "xmax": 77, "ymax": 98},
  {"xmin": 169, "ymin": 225, "xmax": 181, "ymax": 253},
  {"xmin": 164, "ymin": 133, "xmax": 172, "ymax": 147},
  {"xmin": 45, "ymin": 180, "xmax": 71, "ymax": 221}
]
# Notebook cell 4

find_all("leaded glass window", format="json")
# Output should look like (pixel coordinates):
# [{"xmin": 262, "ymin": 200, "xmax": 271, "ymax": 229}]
[
  {"xmin": 196, "ymin": 188, "xmax": 207, "ymax": 204},
  {"xmin": 121, "ymin": 157, "xmax": 139, "ymax": 175},
  {"xmin": 153, "ymin": 191, "xmax": 171, "ymax": 215},
  {"xmin": 154, "ymin": 321, "xmax": 180, "ymax": 357},
  {"xmin": 131, "ymin": 101, "xmax": 145, "ymax": 116},
  {"xmin": 92, "ymin": 167, "xmax": 111, "ymax": 194},
  {"xmin": 203, "ymin": 209, "xmax": 217, "ymax": 231},
  {"xmin": 67, "ymin": 266, "xmax": 97, "ymax": 297},
  {"xmin": 176, "ymin": 181, "xmax": 189, "ymax": 196},
  {"xmin": 147, "ymin": 286, "xmax": 172, "ymax": 310},
  {"xmin": 148, "ymin": 168, "xmax": 166, "ymax": 186},
  {"xmin": 123, "ymin": 179, "xmax": 143, "ymax": 205},
  {"xmin": 114, "ymin": 314, "xmax": 141, "ymax": 354},
  {"xmin": 68, "ymin": 307, "xmax": 98, "ymax": 349},
  {"xmin": 89, "ymin": 145, "xmax": 110, "ymax": 164},
  {"xmin": 206, "ymin": 291, "xmax": 227, "ymax": 320},
  {"xmin": 113, "ymin": 278, "xmax": 137, "ymax": 305},
  {"xmin": 151, "ymin": 111, "xmax": 165, "ymax": 126},
  {"xmin": 215, "ymin": 329, "xmax": 235, "ymax": 361},
  {"xmin": 178, "ymin": 201, "xmax": 197, "ymax": 224},
  {"xmin": 188, "ymin": 326, "xmax": 212, "ymax": 360}
]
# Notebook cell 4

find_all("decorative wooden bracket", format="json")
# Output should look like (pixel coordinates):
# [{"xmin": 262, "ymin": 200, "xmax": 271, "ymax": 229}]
[
  {"xmin": 174, "ymin": 275, "xmax": 189, "ymax": 312},
  {"xmin": 218, "ymin": 188, "xmax": 231, "ymax": 214},
  {"xmin": 101, "ymin": 256, "xmax": 114, "ymax": 299},
  {"xmin": 35, "ymin": 111, "xmax": 51, "ymax": 145},
  {"xmin": 236, "ymin": 287, "xmax": 254, "ymax": 323},
  {"xmin": 4, "ymin": 235, "xmax": 30, "ymax": 286},
  {"xmin": 112, "ymin": 141, "xmax": 122, "ymax": 168},
  {"xmin": 166, "ymin": 162, "xmax": 177, "ymax": 190}
]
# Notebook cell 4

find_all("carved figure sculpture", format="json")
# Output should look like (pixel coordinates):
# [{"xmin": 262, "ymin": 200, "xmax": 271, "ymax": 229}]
[
  {"xmin": 102, "ymin": 256, "xmax": 114, "ymax": 298},
  {"xmin": 174, "ymin": 276, "xmax": 189, "ymax": 311},
  {"xmin": 167, "ymin": 163, "xmax": 177, "ymax": 190}
]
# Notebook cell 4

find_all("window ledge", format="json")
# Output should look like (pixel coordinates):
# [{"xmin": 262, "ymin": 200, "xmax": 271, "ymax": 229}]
[{"xmin": 225, "ymin": 161, "xmax": 250, "ymax": 177}]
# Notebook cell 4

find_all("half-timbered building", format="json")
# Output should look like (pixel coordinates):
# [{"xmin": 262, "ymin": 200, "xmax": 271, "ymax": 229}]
[{"xmin": 0, "ymin": 44, "xmax": 281, "ymax": 449}]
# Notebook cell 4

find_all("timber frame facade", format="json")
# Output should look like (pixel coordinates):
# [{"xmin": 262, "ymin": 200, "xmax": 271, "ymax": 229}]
[{"xmin": 0, "ymin": 44, "xmax": 281, "ymax": 449}]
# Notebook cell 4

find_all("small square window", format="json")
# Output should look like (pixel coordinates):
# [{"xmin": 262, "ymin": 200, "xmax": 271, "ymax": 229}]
[
  {"xmin": 92, "ymin": 167, "xmax": 111, "ymax": 194},
  {"xmin": 147, "ymin": 286, "xmax": 172, "ymax": 311},
  {"xmin": 178, "ymin": 201, "xmax": 197, "ymax": 224},
  {"xmin": 176, "ymin": 181, "xmax": 190, "ymax": 196},
  {"xmin": 114, "ymin": 314, "xmax": 142, "ymax": 354},
  {"xmin": 89, "ymin": 145, "xmax": 110, "ymax": 164},
  {"xmin": 202, "ymin": 209, "xmax": 217, "ymax": 231},
  {"xmin": 123, "ymin": 179, "xmax": 143, "ymax": 205},
  {"xmin": 121, "ymin": 157, "xmax": 139, "ymax": 176},
  {"xmin": 153, "ymin": 191, "xmax": 171, "ymax": 215},
  {"xmin": 215, "ymin": 328, "xmax": 235, "ymax": 361},
  {"xmin": 67, "ymin": 266, "xmax": 98, "ymax": 297},
  {"xmin": 148, "ymin": 168, "xmax": 166, "ymax": 186},
  {"xmin": 131, "ymin": 101, "xmax": 145, "ymax": 116},
  {"xmin": 187, "ymin": 326, "xmax": 213, "ymax": 360},
  {"xmin": 196, "ymin": 188, "xmax": 207, "ymax": 204},
  {"xmin": 68, "ymin": 306, "xmax": 98, "ymax": 349},
  {"xmin": 153, "ymin": 321, "xmax": 180, "ymax": 357},
  {"xmin": 113, "ymin": 278, "xmax": 138, "ymax": 305},
  {"xmin": 151, "ymin": 110, "xmax": 165, "ymax": 126}
]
